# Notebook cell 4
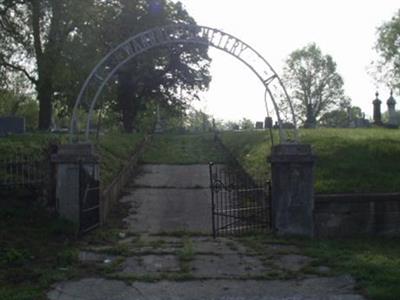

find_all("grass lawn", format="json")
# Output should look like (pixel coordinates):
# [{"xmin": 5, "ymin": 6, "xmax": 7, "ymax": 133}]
[
  {"xmin": 141, "ymin": 132, "xmax": 227, "ymax": 164},
  {"xmin": 0, "ymin": 132, "xmax": 145, "ymax": 188},
  {"xmin": 220, "ymin": 128, "xmax": 400, "ymax": 193}
]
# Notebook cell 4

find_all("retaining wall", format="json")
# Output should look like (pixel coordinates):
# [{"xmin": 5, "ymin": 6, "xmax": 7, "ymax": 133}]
[
  {"xmin": 100, "ymin": 135, "xmax": 150, "ymax": 223},
  {"xmin": 315, "ymin": 193, "xmax": 400, "ymax": 237}
]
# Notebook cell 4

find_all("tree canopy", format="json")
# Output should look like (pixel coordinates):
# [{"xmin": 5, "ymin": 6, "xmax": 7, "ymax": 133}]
[
  {"xmin": 0, "ymin": 0, "xmax": 211, "ymax": 132},
  {"xmin": 375, "ymin": 9, "xmax": 400, "ymax": 91},
  {"xmin": 282, "ymin": 43, "xmax": 346, "ymax": 128}
]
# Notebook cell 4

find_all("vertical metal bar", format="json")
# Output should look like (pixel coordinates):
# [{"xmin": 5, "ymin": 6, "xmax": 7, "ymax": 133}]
[
  {"xmin": 235, "ymin": 171, "xmax": 240, "ymax": 235},
  {"xmin": 17, "ymin": 154, "xmax": 20, "ymax": 186},
  {"xmin": 248, "ymin": 176, "xmax": 252, "ymax": 232},
  {"xmin": 230, "ymin": 170, "xmax": 234, "ymax": 235},
  {"xmin": 79, "ymin": 161, "xmax": 83, "ymax": 233},
  {"xmin": 251, "ymin": 178, "xmax": 254, "ymax": 232},
  {"xmin": 22, "ymin": 154, "xmax": 25, "ymax": 186},
  {"xmin": 217, "ymin": 165, "xmax": 220, "ymax": 237},
  {"xmin": 7, "ymin": 157, "xmax": 10, "ymax": 186},
  {"xmin": 209, "ymin": 162, "xmax": 216, "ymax": 239},
  {"xmin": 224, "ymin": 168, "xmax": 228, "ymax": 236},
  {"xmin": 215, "ymin": 165, "xmax": 218, "ymax": 237},
  {"xmin": 220, "ymin": 166, "xmax": 224, "ymax": 236},
  {"xmin": 268, "ymin": 180, "xmax": 272, "ymax": 230}
]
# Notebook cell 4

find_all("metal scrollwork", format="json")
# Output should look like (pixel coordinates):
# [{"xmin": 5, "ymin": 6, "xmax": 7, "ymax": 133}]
[{"xmin": 71, "ymin": 24, "xmax": 298, "ymax": 142}]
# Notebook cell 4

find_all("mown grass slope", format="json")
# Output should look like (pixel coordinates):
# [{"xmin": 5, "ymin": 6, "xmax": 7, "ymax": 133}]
[
  {"xmin": 0, "ymin": 133, "xmax": 65, "ymax": 159},
  {"xmin": 95, "ymin": 133, "xmax": 144, "ymax": 187},
  {"xmin": 220, "ymin": 128, "xmax": 400, "ymax": 193},
  {"xmin": 0, "ymin": 132, "xmax": 144, "ymax": 187},
  {"xmin": 141, "ymin": 133, "xmax": 227, "ymax": 164}
]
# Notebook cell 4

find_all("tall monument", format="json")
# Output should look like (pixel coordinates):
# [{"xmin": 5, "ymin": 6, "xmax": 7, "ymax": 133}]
[
  {"xmin": 387, "ymin": 90, "xmax": 398, "ymax": 128},
  {"xmin": 373, "ymin": 92, "xmax": 383, "ymax": 126}
]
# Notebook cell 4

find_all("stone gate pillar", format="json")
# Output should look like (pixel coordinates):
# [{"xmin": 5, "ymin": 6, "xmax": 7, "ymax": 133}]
[
  {"xmin": 269, "ymin": 144, "xmax": 316, "ymax": 237},
  {"xmin": 52, "ymin": 143, "xmax": 99, "ymax": 229}
]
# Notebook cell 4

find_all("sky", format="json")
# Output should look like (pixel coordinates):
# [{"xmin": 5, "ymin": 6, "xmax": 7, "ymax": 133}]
[{"xmin": 173, "ymin": 0, "xmax": 399, "ymax": 123}]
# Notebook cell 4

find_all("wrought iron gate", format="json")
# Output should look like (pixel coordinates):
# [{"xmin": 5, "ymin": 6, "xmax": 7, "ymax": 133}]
[
  {"xmin": 79, "ymin": 162, "xmax": 100, "ymax": 233},
  {"xmin": 209, "ymin": 163, "xmax": 271, "ymax": 238}
]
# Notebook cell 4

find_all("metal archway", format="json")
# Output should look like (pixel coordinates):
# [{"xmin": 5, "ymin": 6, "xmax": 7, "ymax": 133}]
[{"xmin": 70, "ymin": 24, "xmax": 298, "ymax": 142}]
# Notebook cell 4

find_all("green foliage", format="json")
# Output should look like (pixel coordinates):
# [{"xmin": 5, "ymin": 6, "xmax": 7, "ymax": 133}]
[
  {"xmin": 0, "ymin": 133, "xmax": 65, "ymax": 158},
  {"xmin": 242, "ymin": 234, "xmax": 400, "ymax": 300},
  {"xmin": 283, "ymin": 43, "xmax": 346, "ymax": 126},
  {"xmin": 0, "ymin": 132, "xmax": 146, "ymax": 298},
  {"xmin": 0, "ymin": 0, "xmax": 210, "ymax": 131},
  {"xmin": 95, "ymin": 132, "xmax": 144, "ymax": 187},
  {"xmin": 79, "ymin": 0, "xmax": 211, "ymax": 133},
  {"xmin": 178, "ymin": 236, "xmax": 194, "ymax": 273},
  {"xmin": 141, "ymin": 133, "xmax": 227, "ymax": 164},
  {"xmin": 0, "ymin": 248, "xmax": 32, "ymax": 267},
  {"xmin": 239, "ymin": 118, "xmax": 254, "ymax": 130},
  {"xmin": 375, "ymin": 9, "xmax": 400, "ymax": 91},
  {"xmin": 184, "ymin": 109, "xmax": 213, "ymax": 133},
  {"xmin": 0, "ymin": 196, "xmax": 79, "ymax": 299},
  {"xmin": 319, "ymin": 106, "xmax": 364, "ymax": 128},
  {"xmin": 220, "ymin": 128, "xmax": 400, "ymax": 193},
  {"xmin": 220, "ymin": 130, "xmax": 275, "ymax": 182},
  {"xmin": 0, "ymin": 89, "xmax": 39, "ymax": 130},
  {"xmin": 303, "ymin": 238, "xmax": 400, "ymax": 300}
]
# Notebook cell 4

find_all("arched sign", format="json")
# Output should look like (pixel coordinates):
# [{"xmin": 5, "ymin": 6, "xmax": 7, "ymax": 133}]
[{"xmin": 71, "ymin": 24, "xmax": 298, "ymax": 142}]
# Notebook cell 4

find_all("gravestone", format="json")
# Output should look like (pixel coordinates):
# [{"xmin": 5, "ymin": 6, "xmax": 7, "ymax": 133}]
[
  {"xmin": 387, "ymin": 91, "xmax": 398, "ymax": 128},
  {"xmin": 0, "ymin": 117, "xmax": 25, "ymax": 136},
  {"xmin": 264, "ymin": 117, "xmax": 273, "ymax": 129},
  {"xmin": 373, "ymin": 92, "xmax": 383, "ymax": 126},
  {"xmin": 255, "ymin": 122, "xmax": 264, "ymax": 129}
]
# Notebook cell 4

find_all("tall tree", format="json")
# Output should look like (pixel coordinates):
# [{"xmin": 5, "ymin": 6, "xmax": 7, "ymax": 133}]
[
  {"xmin": 375, "ymin": 9, "xmax": 400, "ymax": 91},
  {"xmin": 0, "ymin": 0, "xmax": 210, "ymax": 132},
  {"xmin": 100, "ymin": 0, "xmax": 211, "ymax": 132},
  {"xmin": 282, "ymin": 43, "xmax": 346, "ymax": 128},
  {"xmin": 0, "ymin": 0, "xmax": 95, "ymax": 130}
]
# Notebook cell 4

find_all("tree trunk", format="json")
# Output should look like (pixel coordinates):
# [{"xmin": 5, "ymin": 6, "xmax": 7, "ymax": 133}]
[
  {"xmin": 304, "ymin": 103, "xmax": 316, "ymax": 128},
  {"xmin": 118, "ymin": 72, "xmax": 137, "ymax": 133},
  {"xmin": 37, "ymin": 77, "xmax": 53, "ymax": 130},
  {"xmin": 32, "ymin": 0, "xmax": 61, "ymax": 130}
]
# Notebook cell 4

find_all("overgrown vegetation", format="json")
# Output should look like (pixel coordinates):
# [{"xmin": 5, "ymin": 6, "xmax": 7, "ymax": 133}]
[
  {"xmin": 95, "ymin": 132, "xmax": 144, "ymax": 187},
  {"xmin": 220, "ymin": 128, "xmax": 400, "ymax": 193},
  {"xmin": 239, "ymin": 234, "xmax": 400, "ymax": 300},
  {"xmin": 141, "ymin": 133, "xmax": 227, "ymax": 164},
  {"xmin": 304, "ymin": 237, "xmax": 400, "ymax": 300},
  {"xmin": 0, "ymin": 132, "xmax": 145, "ymax": 299},
  {"xmin": 0, "ymin": 133, "xmax": 65, "ymax": 158},
  {"xmin": 0, "ymin": 193, "xmax": 79, "ymax": 300},
  {"xmin": 0, "ymin": 132, "xmax": 144, "ymax": 187}
]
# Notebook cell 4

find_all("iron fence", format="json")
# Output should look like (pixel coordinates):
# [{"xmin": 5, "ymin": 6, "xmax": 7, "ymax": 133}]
[
  {"xmin": 0, "ymin": 155, "xmax": 47, "ymax": 190},
  {"xmin": 209, "ymin": 163, "xmax": 271, "ymax": 238}
]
